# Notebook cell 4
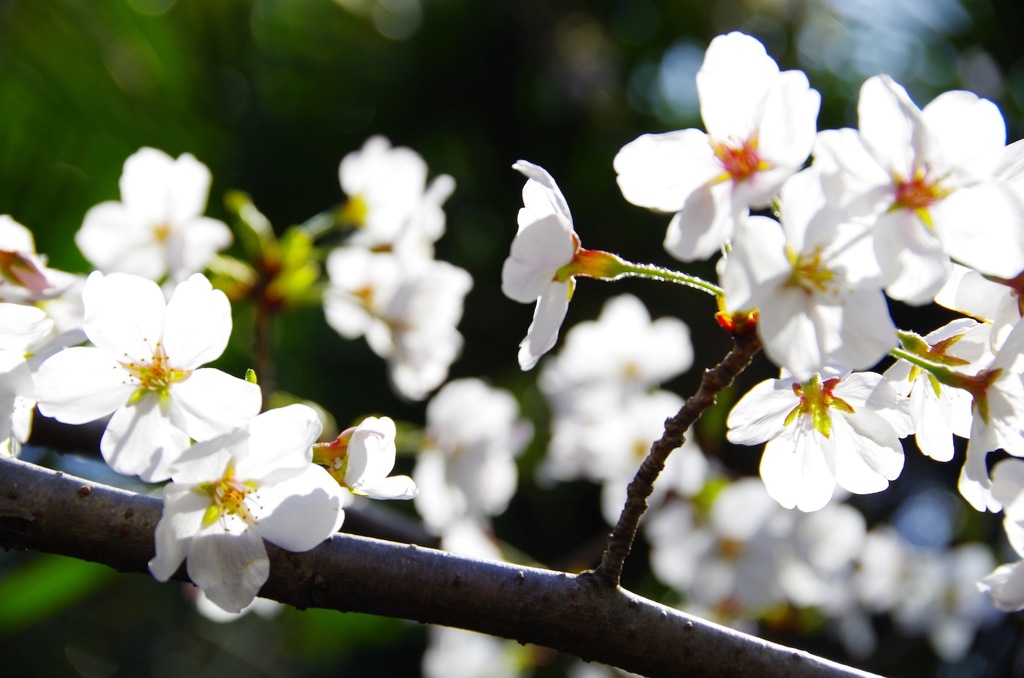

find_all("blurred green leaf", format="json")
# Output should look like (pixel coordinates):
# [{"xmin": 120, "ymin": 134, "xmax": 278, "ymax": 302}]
[{"xmin": 0, "ymin": 554, "xmax": 116, "ymax": 635}]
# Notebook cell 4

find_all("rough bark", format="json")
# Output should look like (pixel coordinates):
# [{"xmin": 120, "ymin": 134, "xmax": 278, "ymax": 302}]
[{"xmin": 0, "ymin": 456, "xmax": 877, "ymax": 678}]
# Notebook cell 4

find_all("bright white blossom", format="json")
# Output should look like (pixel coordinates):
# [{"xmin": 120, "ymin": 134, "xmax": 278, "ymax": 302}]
[
  {"xmin": 884, "ymin": 318, "xmax": 990, "ymax": 462},
  {"xmin": 935, "ymin": 264, "xmax": 1023, "ymax": 348},
  {"xmin": 338, "ymin": 135, "xmax": 455, "ymax": 256},
  {"xmin": 35, "ymin": 272, "xmax": 261, "ymax": 481},
  {"xmin": 614, "ymin": 31, "xmax": 820, "ymax": 261},
  {"xmin": 149, "ymin": 405, "xmax": 345, "ymax": 613},
  {"xmin": 721, "ymin": 169, "xmax": 895, "ymax": 381},
  {"xmin": 76, "ymin": 148, "xmax": 232, "ymax": 283},
  {"xmin": 502, "ymin": 160, "xmax": 580, "ymax": 370},
  {"xmin": 316, "ymin": 415, "xmax": 417, "ymax": 501},
  {"xmin": 978, "ymin": 459, "xmax": 1024, "ymax": 611},
  {"xmin": 413, "ymin": 378, "xmax": 531, "ymax": 534},
  {"xmin": 814, "ymin": 76, "xmax": 1024, "ymax": 304},
  {"xmin": 0, "ymin": 303, "xmax": 54, "ymax": 455},
  {"xmin": 728, "ymin": 369, "xmax": 910, "ymax": 511}
]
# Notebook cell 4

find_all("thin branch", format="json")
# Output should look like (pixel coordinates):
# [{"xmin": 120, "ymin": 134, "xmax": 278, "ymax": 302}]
[
  {"xmin": 591, "ymin": 331, "xmax": 762, "ymax": 588},
  {"xmin": 0, "ymin": 456, "xmax": 875, "ymax": 678}
]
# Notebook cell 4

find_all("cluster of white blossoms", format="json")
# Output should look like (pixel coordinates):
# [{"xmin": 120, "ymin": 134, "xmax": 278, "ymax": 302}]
[
  {"xmin": 0, "ymin": 145, "xmax": 441, "ymax": 614},
  {"xmin": 323, "ymin": 136, "xmax": 473, "ymax": 400},
  {"xmin": 498, "ymin": 29, "xmax": 1024, "ymax": 621}
]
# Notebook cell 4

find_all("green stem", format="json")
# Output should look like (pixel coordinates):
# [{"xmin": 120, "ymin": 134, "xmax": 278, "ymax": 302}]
[
  {"xmin": 612, "ymin": 259, "xmax": 724, "ymax": 297},
  {"xmin": 889, "ymin": 346, "xmax": 962, "ymax": 387}
]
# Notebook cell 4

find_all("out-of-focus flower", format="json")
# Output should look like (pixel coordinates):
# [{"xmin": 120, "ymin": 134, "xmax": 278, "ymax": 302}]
[
  {"xmin": 76, "ymin": 148, "xmax": 232, "ymax": 283},
  {"xmin": 338, "ymin": 135, "xmax": 454, "ymax": 256},
  {"xmin": 324, "ymin": 247, "xmax": 472, "ymax": 400},
  {"xmin": 615, "ymin": 32, "xmax": 820, "ymax": 261},
  {"xmin": 149, "ymin": 405, "xmax": 345, "ymax": 613},
  {"xmin": 0, "ymin": 303, "xmax": 54, "ymax": 456},
  {"xmin": 35, "ymin": 272, "xmax": 261, "ymax": 481},
  {"xmin": 413, "ymin": 378, "xmax": 531, "ymax": 534},
  {"xmin": 0, "ymin": 216, "xmax": 74, "ymax": 302}
]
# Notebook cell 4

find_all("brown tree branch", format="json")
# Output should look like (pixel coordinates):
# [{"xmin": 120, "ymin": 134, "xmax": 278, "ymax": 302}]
[
  {"xmin": 591, "ymin": 331, "xmax": 762, "ymax": 588},
  {"xmin": 0, "ymin": 455, "xmax": 875, "ymax": 678}
]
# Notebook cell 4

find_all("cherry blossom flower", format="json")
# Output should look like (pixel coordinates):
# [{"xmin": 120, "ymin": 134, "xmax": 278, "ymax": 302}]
[
  {"xmin": 538, "ymin": 293, "xmax": 693, "ymax": 397},
  {"xmin": 935, "ymin": 263, "xmax": 1023, "ymax": 348},
  {"xmin": 323, "ymin": 246, "xmax": 472, "ymax": 400},
  {"xmin": 614, "ymin": 32, "xmax": 820, "ymax": 261},
  {"xmin": 413, "ymin": 378, "xmax": 531, "ymax": 534},
  {"xmin": 884, "ymin": 319, "xmax": 991, "ymax": 463},
  {"xmin": 0, "ymin": 303, "xmax": 54, "ymax": 455},
  {"xmin": 813, "ymin": 76, "xmax": 1024, "ymax": 304},
  {"xmin": 953, "ymin": 319, "xmax": 1024, "ymax": 511},
  {"xmin": 338, "ymin": 135, "xmax": 455, "ymax": 256},
  {"xmin": 314, "ymin": 415, "xmax": 417, "ymax": 501},
  {"xmin": 0, "ymin": 216, "xmax": 73, "ymax": 302},
  {"xmin": 149, "ymin": 405, "xmax": 345, "ymax": 613},
  {"xmin": 35, "ymin": 272, "xmax": 261, "ymax": 481},
  {"xmin": 720, "ymin": 169, "xmax": 895, "ymax": 381},
  {"xmin": 727, "ymin": 368, "xmax": 910, "ymax": 512},
  {"xmin": 502, "ymin": 160, "xmax": 622, "ymax": 370},
  {"xmin": 76, "ymin": 148, "xmax": 232, "ymax": 283}
]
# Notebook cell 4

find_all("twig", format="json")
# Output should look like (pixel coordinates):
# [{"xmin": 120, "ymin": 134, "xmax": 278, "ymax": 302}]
[{"xmin": 590, "ymin": 331, "xmax": 762, "ymax": 588}]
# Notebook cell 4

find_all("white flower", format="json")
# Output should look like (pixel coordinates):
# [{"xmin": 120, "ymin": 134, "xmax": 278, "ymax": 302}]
[
  {"xmin": 324, "ymin": 247, "xmax": 472, "ymax": 400},
  {"xmin": 883, "ymin": 318, "xmax": 989, "ymax": 462},
  {"xmin": 727, "ymin": 369, "xmax": 910, "ymax": 512},
  {"xmin": 0, "ymin": 216, "xmax": 73, "ymax": 302},
  {"xmin": 614, "ymin": 32, "xmax": 820, "ymax": 261},
  {"xmin": 76, "ymin": 148, "xmax": 232, "ymax": 283},
  {"xmin": 721, "ymin": 169, "xmax": 895, "ymax": 381},
  {"xmin": 149, "ymin": 405, "xmax": 345, "ymax": 613},
  {"xmin": 317, "ymin": 416, "xmax": 417, "ymax": 501},
  {"xmin": 413, "ymin": 379, "xmax": 531, "ymax": 534},
  {"xmin": 338, "ymin": 136, "xmax": 454, "ymax": 256},
  {"xmin": 978, "ymin": 518, "xmax": 1024, "ymax": 612},
  {"xmin": 502, "ymin": 160, "xmax": 580, "ymax": 370},
  {"xmin": 935, "ymin": 263, "xmax": 1022, "ymax": 348},
  {"xmin": 35, "ymin": 272, "xmax": 261, "ymax": 481},
  {"xmin": 957, "ymin": 319, "xmax": 1024, "ymax": 511},
  {"xmin": 814, "ymin": 76, "xmax": 1024, "ymax": 304},
  {"xmin": 539, "ymin": 293, "xmax": 693, "ymax": 397},
  {"xmin": 0, "ymin": 303, "xmax": 54, "ymax": 455}
]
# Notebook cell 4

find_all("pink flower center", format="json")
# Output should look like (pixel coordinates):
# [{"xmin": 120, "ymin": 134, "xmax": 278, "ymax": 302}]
[{"xmin": 712, "ymin": 138, "xmax": 767, "ymax": 183}]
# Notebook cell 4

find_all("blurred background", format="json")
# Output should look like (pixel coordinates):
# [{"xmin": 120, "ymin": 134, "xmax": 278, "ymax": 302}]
[{"xmin": 2, "ymin": 0, "xmax": 1024, "ymax": 675}]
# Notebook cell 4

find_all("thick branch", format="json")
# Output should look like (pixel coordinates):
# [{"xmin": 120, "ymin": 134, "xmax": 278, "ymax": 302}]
[
  {"xmin": 0, "ymin": 456, "xmax": 874, "ymax": 678},
  {"xmin": 593, "ymin": 331, "xmax": 762, "ymax": 587}
]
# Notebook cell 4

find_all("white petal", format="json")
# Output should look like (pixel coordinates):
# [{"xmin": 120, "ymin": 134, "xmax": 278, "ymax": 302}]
[
  {"xmin": 757, "ymin": 70, "xmax": 820, "ymax": 167},
  {"xmin": 82, "ymin": 272, "xmax": 167, "ymax": 359},
  {"xmin": 187, "ymin": 528, "xmax": 269, "ymax": 614},
  {"xmin": 977, "ymin": 560, "xmax": 1024, "ymax": 612},
  {"xmin": 362, "ymin": 474, "xmax": 418, "ymax": 500},
  {"xmin": 663, "ymin": 182, "xmax": 738, "ymax": 261},
  {"xmin": 162, "ymin": 274, "xmax": 232, "ymax": 368},
  {"xmin": 922, "ymin": 90, "xmax": 1005, "ymax": 177},
  {"xmin": 501, "ymin": 215, "xmax": 575, "ymax": 304},
  {"xmin": 857, "ymin": 75, "xmax": 921, "ymax": 177},
  {"xmin": 518, "ymin": 280, "xmax": 571, "ymax": 370},
  {"xmin": 171, "ymin": 217, "xmax": 233, "ymax": 278},
  {"xmin": 344, "ymin": 416, "xmax": 397, "ymax": 487},
  {"xmin": 172, "ymin": 368, "xmax": 261, "ymax": 441},
  {"xmin": 613, "ymin": 130, "xmax": 718, "ymax": 212},
  {"xmin": 257, "ymin": 465, "xmax": 345, "ymax": 551},
  {"xmin": 727, "ymin": 377, "xmax": 799, "ymax": 445},
  {"xmin": 759, "ymin": 423, "xmax": 836, "ymax": 511},
  {"xmin": 933, "ymin": 182, "xmax": 1024, "ymax": 279},
  {"xmin": 512, "ymin": 160, "xmax": 574, "ymax": 228},
  {"xmin": 148, "ymin": 482, "xmax": 209, "ymax": 581},
  {"xmin": 239, "ymin": 404, "xmax": 322, "ymax": 481},
  {"xmin": 35, "ymin": 346, "xmax": 136, "ymax": 424},
  {"xmin": 100, "ymin": 394, "xmax": 191, "ymax": 482},
  {"xmin": 75, "ymin": 202, "xmax": 164, "ymax": 277},
  {"xmin": 832, "ymin": 412, "xmax": 904, "ymax": 494},
  {"xmin": 698, "ymin": 32, "xmax": 779, "ymax": 141}
]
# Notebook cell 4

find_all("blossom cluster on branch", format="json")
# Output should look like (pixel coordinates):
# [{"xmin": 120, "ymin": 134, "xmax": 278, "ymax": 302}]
[{"xmin": 5, "ymin": 27, "xmax": 1024, "ymax": 676}]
